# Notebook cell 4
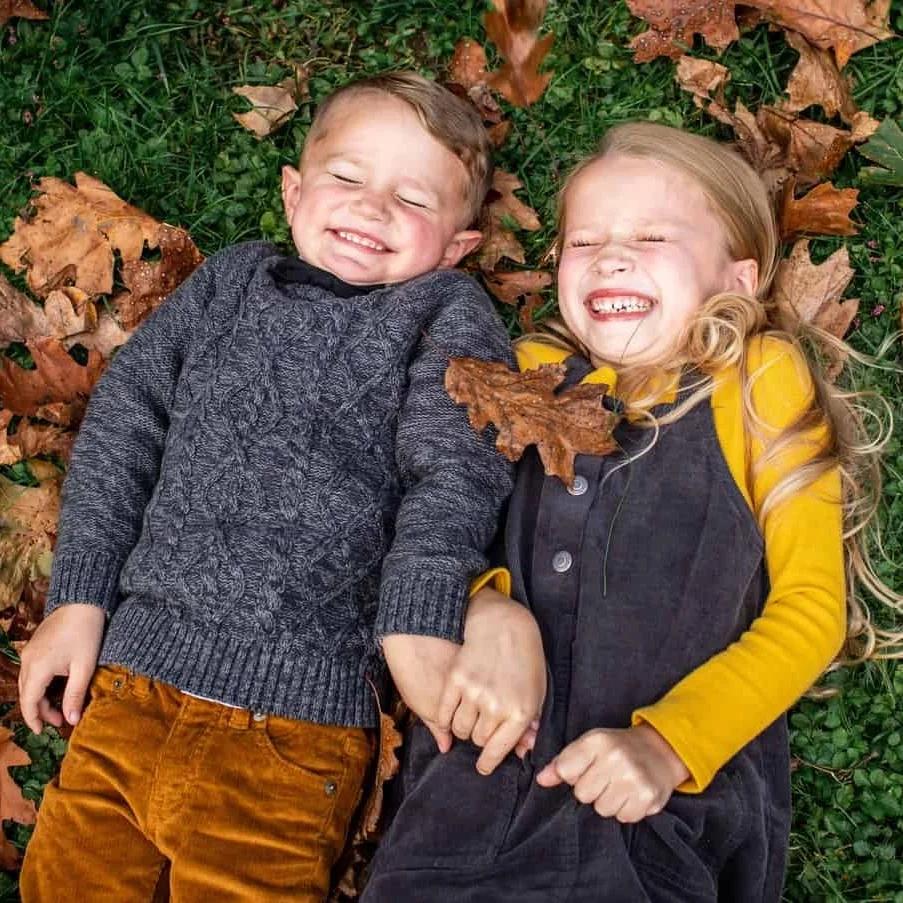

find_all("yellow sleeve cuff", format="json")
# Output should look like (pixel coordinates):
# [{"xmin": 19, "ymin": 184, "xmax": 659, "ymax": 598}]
[{"xmin": 468, "ymin": 567, "xmax": 512, "ymax": 598}]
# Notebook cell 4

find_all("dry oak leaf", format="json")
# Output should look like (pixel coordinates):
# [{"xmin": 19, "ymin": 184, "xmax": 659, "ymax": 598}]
[
  {"xmin": 774, "ymin": 239, "xmax": 857, "ymax": 340},
  {"xmin": 0, "ymin": 173, "xmax": 162, "ymax": 298},
  {"xmin": 0, "ymin": 0, "xmax": 46, "ymax": 27},
  {"xmin": 518, "ymin": 293, "xmax": 544, "ymax": 332},
  {"xmin": 484, "ymin": 269, "xmax": 552, "ymax": 305},
  {"xmin": 0, "ymin": 461, "xmax": 61, "ymax": 537},
  {"xmin": 628, "ymin": 0, "xmax": 740, "ymax": 62},
  {"xmin": 449, "ymin": 38, "xmax": 490, "ymax": 89},
  {"xmin": 484, "ymin": 0, "xmax": 555, "ymax": 107},
  {"xmin": 780, "ymin": 180, "xmax": 859, "ymax": 239},
  {"xmin": 0, "ymin": 725, "xmax": 36, "ymax": 870},
  {"xmin": 0, "ymin": 409, "xmax": 74, "ymax": 466},
  {"xmin": 0, "ymin": 337, "xmax": 104, "ymax": 420},
  {"xmin": 477, "ymin": 170, "xmax": 541, "ymax": 272},
  {"xmin": 0, "ymin": 273, "xmax": 51, "ymax": 345},
  {"xmin": 232, "ymin": 67, "xmax": 309, "ymax": 139},
  {"xmin": 360, "ymin": 711, "xmax": 403, "ymax": 837},
  {"xmin": 64, "ymin": 310, "xmax": 132, "ymax": 359},
  {"xmin": 446, "ymin": 357, "xmax": 620, "ymax": 486},
  {"xmin": 783, "ymin": 30, "xmax": 873, "ymax": 131},
  {"xmin": 114, "ymin": 225, "xmax": 204, "ymax": 330},
  {"xmin": 0, "ymin": 655, "xmax": 20, "ymax": 720},
  {"xmin": 0, "ymin": 531, "xmax": 52, "ymax": 615},
  {"xmin": 750, "ymin": 0, "xmax": 893, "ymax": 69},
  {"xmin": 675, "ymin": 56, "xmax": 731, "ymax": 108}
]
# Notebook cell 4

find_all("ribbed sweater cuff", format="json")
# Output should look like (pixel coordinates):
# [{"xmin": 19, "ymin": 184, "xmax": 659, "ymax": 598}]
[
  {"xmin": 375, "ymin": 572, "xmax": 469, "ymax": 643},
  {"xmin": 46, "ymin": 550, "xmax": 122, "ymax": 617}
]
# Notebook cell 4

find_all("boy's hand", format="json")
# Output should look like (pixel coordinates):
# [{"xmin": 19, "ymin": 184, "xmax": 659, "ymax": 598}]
[
  {"xmin": 381, "ymin": 633, "xmax": 459, "ymax": 753},
  {"xmin": 535, "ymin": 724, "xmax": 690, "ymax": 823},
  {"xmin": 437, "ymin": 586, "xmax": 546, "ymax": 776},
  {"xmin": 18, "ymin": 604, "xmax": 106, "ymax": 734}
]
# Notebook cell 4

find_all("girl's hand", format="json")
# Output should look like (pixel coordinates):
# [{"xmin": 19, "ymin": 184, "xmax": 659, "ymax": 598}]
[
  {"xmin": 18, "ymin": 603, "xmax": 106, "ymax": 734},
  {"xmin": 535, "ymin": 724, "xmax": 690, "ymax": 823},
  {"xmin": 437, "ymin": 586, "xmax": 546, "ymax": 776}
]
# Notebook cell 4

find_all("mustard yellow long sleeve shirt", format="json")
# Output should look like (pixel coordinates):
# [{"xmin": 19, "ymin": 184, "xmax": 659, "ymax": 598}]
[{"xmin": 471, "ymin": 336, "xmax": 846, "ymax": 793}]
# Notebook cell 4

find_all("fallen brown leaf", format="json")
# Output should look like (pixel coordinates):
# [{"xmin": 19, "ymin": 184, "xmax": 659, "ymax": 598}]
[
  {"xmin": 449, "ymin": 38, "xmax": 490, "ymax": 89},
  {"xmin": 751, "ymin": 0, "xmax": 894, "ymax": 69},
  {"xmin": 114, "ymin": 225, "xmax": 204, "ymax": 329},
  {"xmin": 446, "ymin": 357, "xmax": 621, "ymax": 485},
  {"xmin": 0, "ymin": 0, "xmax": 46, "ymax": 27},
  {"xmin": 0, "ymin": 337, "xmax": 104, "ymax": 420},
  {"xmin": 518, "ymin": 293, "xmax": 544, "ymax": 332},
  {"xmin": 0, "ymin": 173, "xmax": 162, "ymax": 298},
  {"xmin": 773, "ymin": 238, "xmax": 858, "ymax": 339},
  {"xmin": 484, "ymin": 0, "xmax": 554, "ymax": 107},
  {"xmin": 483, "ymin": 269, "xmax": 552, "ymax": 305},
  {"xmin": 0, "ymin": 725, "xmax": 36, "ymax": 869},
  {"xmin": 232, "ymin": 66, "xmax": 309, "ymax": 139},
  {"xmin": 477, "ymin": 170, "xmax": 542, "ymax": 272},
  {"xmin": 780, "ymin": 180, "xmax": 859, "ymax": 239},
  {"xmin": 628, "ymin": 0, "xmax": 740, "ymax": 62}
]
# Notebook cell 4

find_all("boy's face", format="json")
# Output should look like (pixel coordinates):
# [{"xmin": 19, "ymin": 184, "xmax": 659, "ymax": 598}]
[{"xmin": 282, "ymin": 94, "xmax": 482, "ymax": 285}]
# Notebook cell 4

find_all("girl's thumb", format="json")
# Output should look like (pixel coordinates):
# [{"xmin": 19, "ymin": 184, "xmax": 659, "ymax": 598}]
[{"xmin": 425, "ymin": 720, "xmax": 454, "ymax": 754}]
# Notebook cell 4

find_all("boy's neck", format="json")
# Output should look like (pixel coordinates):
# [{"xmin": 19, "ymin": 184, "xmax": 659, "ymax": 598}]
[{"xmin": 272, "ymin": 254, "xmax": 385, "ymax": 297}]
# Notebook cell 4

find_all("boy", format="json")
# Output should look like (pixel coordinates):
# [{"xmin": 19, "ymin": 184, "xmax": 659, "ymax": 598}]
[{"xmin": 19, "ymin": 72, "xmax": 518, "ymax": 901}]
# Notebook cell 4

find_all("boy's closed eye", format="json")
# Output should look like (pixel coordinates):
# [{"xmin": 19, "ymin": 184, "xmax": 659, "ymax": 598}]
[{"xmin": 397, "ymin": 194, "xmax": 430, "ymax": 210}]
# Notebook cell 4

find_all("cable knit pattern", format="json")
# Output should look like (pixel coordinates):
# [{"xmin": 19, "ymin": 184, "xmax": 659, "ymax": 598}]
[{"xmin": 46, "ymin": 242, "xmax": 515, "ymax": 726}]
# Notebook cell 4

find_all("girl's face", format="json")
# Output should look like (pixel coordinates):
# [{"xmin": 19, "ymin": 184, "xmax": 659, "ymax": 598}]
[{"xmin": 557, "ymin": 154, "xmax": 757, "ymax": 368}]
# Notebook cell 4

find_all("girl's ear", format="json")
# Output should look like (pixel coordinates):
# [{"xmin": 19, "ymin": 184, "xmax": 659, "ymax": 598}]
[
  {"xmin": 439, "ymin": 229, "xmax": 483, "ymax": 268},
  {"xmin": 728, "ymin": 258, "xmax": 759, "ymax": 298},
  {"xmin": 281, "ymin": 165, "xmax": 302, "ymax": 219}
]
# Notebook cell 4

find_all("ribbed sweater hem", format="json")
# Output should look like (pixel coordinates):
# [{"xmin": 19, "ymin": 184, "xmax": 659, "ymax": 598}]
[{"xmin": 99, "ymin": 599, "xmax": 382, "ymax": 727}]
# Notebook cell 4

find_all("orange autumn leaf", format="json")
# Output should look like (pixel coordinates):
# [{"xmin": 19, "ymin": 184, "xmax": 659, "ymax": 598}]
[
  {"xmin": 0, "ymin": 336, "xmax": 104, "ymax": 419},
  {"xmin": 0, "ymin": 0, "xmax": 46, "ymax": 27},
  {"xmin": 780, "ymin": 180, "xmax": 859, "ymax": 239},
  {"xmin": 751, "ymin": 0, "xmax": 893, "ymax": 69},
  {"xmin": 484, "ymin": 0, "xmax": 554, "ymax": 107},
  {"xmin": 477, "ymin": 170, "xmax": 542, "ymax": 272},
  {"xmin": 449, "ymin": 38, "xmax": 490, "ymax": 90},
  {"xmin": 0, "ymin": 173, "xmax": 162, "ymax": 298},
  {"xmin": 518, "ymin": 293, "xmax": 545, "ymax": 332},
  {"xmin": 628, "ymin": 0, "xmax": 740, "ymax": 62},
  {"xmin": 483, "ymin": 269, "xmax": 552, "ymax": 305},
  {"xmin": 114, "ymin": 225, "xmax": 204, "ymax": 330},
  {"xmin": 0, "ymin": 725, "xmax": 35, "ymax": 868},
  {"xmin": 446, "ymin": 357, "xmax": 621, "ymax": 486},
  {"xmin": 774, "ymin": 239, "xmax": 858, "ymax": 339},
  {"xmin": 0, "ymin": 273, "xmax": 51, "ymax": 345},
  {"xmin": 232, "ymin": 66, "xmax": 309, "ymax": 139},
  {"xmin": 360, "ymin": 711, "xmax": 403, "ymax": 837}
]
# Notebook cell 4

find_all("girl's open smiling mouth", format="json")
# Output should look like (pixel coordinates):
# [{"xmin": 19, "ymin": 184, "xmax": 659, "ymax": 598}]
[{"xmin": 584, "ymin": 289, "xmax": 655, "ymax": 321}]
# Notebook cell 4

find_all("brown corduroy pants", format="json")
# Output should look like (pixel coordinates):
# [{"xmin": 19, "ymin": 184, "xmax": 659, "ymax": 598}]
[{"xmin": 21, "ymin": 665, "xmax": 375, "ymax": 902}]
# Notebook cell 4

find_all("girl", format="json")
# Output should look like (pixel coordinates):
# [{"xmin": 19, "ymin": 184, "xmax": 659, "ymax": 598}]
[{"xmin": 360, "ymin": 122, "xmax": 900, "ymax": 901}]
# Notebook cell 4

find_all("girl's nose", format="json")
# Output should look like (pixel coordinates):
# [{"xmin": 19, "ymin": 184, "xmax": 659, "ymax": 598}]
[{"xmin": 592, "ymin": 248, "xmax": 633, "ymax": 277}]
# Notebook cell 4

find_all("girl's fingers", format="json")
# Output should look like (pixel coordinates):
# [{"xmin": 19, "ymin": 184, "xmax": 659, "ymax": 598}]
[
  {"xmin": 572, "ymin": 768, "xmax": 612, "ymax": 806},
  {"xmin": 470, "ymin": 708, "xmax": 501, "ymax": 749},
  {"xmin": 450, "ymin": 696, "xmax": 479, "ymax": 741}
]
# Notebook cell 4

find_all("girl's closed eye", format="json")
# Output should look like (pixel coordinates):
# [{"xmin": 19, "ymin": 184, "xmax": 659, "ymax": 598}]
[{"xmin": 633, "ymin": 234, "xmax": 667, "ymax": 243}]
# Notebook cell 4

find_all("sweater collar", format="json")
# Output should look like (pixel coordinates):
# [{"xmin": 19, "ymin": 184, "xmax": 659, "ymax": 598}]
[{"xmin": 271, "ymin": 255, "xmax": 385, "ymax": 298}]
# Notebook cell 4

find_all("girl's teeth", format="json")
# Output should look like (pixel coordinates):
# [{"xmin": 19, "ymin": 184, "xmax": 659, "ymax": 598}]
[
  {"xmin": 589, "ymin": 296, "xmax": 653, "ymax": 314},
  {"xmin": 338, "ymin": 231, "xmax": 385, "ymax": 251}
]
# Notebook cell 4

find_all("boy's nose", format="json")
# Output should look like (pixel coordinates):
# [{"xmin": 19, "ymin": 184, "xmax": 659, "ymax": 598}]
[{"xmin": 351, "ymin": 191, "xmax": 389, "ymax": 221}]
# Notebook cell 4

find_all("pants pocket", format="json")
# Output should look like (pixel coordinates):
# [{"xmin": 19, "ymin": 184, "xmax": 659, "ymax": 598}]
[{"xmin": 376, "ymin": 721, "xmax": 520, "ymax": 870}]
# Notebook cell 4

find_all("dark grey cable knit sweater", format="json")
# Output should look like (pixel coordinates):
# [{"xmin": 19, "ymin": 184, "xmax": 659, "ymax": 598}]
[{"xmin": 45, "ymin": 241, "xmax": 515, "ymax": 726}]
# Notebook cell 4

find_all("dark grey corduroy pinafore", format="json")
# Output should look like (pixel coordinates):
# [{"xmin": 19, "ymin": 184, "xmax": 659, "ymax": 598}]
[{"xmin": 364, "ymin": 356, "xmax": 791, "ymax": 902}]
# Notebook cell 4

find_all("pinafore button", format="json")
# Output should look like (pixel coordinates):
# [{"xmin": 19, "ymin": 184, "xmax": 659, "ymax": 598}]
[
  {"xmin": 552, "ymin": 551, "xmax": 573, "ymax": 573},
  {"xmin": 567, "ymin": 475, "xmax": 589, "ymax": 496}
]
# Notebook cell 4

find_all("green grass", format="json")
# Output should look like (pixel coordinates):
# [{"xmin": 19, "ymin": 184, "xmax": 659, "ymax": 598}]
[{"xmin": 1, "ymin": 1, "xmax": 902, "ymax": 899}]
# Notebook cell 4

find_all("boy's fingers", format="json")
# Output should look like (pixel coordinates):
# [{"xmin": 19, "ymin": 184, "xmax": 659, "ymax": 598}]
[
  {"xmin": 38, "ymin": 698, "xmax": 64, "ymax": 728},
  {"xmin": 538, "ymin": 742, "xmax": 595, "ymax": 787},
  {"xmin": 475, "ymin": 718, "xmax": 524, "ymax": 775},
  {"xmin": 18, "ymin": 667, "xmax": 50, "ymax": 734},
  {"xmin": 62, "ymin": 661, "xmax": 94, "ymax": 725}
]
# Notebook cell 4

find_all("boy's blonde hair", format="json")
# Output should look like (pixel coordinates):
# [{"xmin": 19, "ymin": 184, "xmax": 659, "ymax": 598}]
[
  {"xmin": 306, "ymin": 71, "xmax": 493, "ymax": 227},
  {"xmin": 526, "ymin": 120, "xmax": 901, "ymax": 663}
]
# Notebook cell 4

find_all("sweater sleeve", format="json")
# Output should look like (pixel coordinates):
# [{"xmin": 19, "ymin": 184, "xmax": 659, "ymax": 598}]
[
  {"xmin": 44, "ymin": 252, "xmax": 222, "ymax": 618},
  {"xmin": 375, "ymin": 273, "xmax": 516, "ymax": 643},
  {"xmin": 632, "ymin": 337, "xmax": 847, "ymax": 792}
]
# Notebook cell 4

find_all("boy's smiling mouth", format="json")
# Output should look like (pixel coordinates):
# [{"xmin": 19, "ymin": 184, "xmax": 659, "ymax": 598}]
[
  {"xmin": 331, "ymin": 228, "xmax": 390, "ymax": 253},
  {"xmin": 584, "ymin": 289, "xmax": 655, "ymax": 320}
]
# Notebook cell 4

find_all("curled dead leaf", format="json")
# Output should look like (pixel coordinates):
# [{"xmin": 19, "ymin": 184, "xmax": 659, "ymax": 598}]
[
  {"xmin": 628, "ymin": 0, "xmax": 740, "ymax": 62},
  {"xmin": 446, "ymin": 357, "xmax": 621, "ymax": 486},
  {"xmin": 484, "ymin": 0, "xmax": 554, "ymax": 107},
  {"xmin": 780, "ymin": 180, "xmax": 859, "ymax": 239}
]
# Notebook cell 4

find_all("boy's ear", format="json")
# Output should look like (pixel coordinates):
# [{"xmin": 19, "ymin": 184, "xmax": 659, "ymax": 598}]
[
  {"xmin": 281, "ymin": 165, "xmax": 302, "ymax": 219},
  {"xmin": 728, "ymin": 258, "xmax": 759, "ymax": 298},
  {"xmin": 439, "ymin": 229, "xmax": 483, "ymax": 268}
]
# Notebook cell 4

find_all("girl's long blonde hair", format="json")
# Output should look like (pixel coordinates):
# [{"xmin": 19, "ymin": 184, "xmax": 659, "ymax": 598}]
[{"xmin": 524, "ymin": 121, "xmax": 901, "ymax": 662}]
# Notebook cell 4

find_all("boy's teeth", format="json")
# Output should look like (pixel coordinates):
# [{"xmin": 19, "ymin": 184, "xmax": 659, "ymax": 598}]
[
  {"xmin": 589, "ymin": 296, "xmax": 653, "ymax": 314},
  {"xmin": 338, "ymin": 231, "xmax": 385, "ymax": 251}
]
